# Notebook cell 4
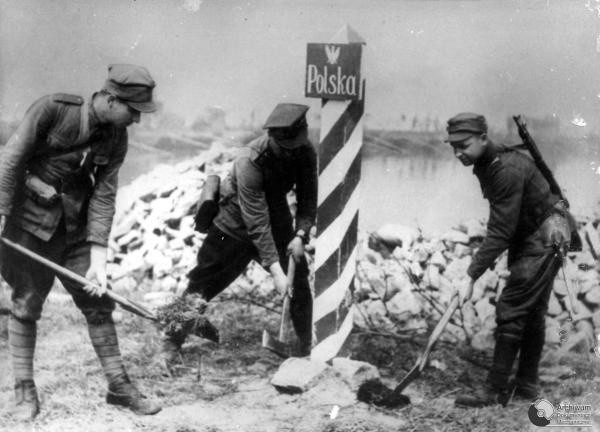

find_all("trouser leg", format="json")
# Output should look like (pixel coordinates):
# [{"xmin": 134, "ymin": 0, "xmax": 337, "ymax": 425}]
[
  {"xmin": 514, "ymin": 319, "xmax": 545, "ymax": 398},
  {"xmin": 174, "ymin": 225, "xmax": 253, "ymax": 347},
  {"xmin": 0, "ymin": 223, "xmax": 58, "ymax": 379},
  {"xmin": 0, "ymin": 223, "xmax": 63, "ymax": 420},
  {"xmin": 495, "ymin": 251, "xmax": 560, "ymax": 400},
  {"xmin": 487, "ymin": 332, "xmax": 521, "ymax": 393},
  {"xmin": 514, "ymin": 254, "xmax": 561, "ymax": 397},
  {"xmin": 456, "ymin": 245, "xmax": 558, "ymax": 408},
  {"xmin": 59, "ymin": 240, "xmax": 160, "ymax": 414},
  {"xmin": 57, "ymin": 240, "xmax": 125, "ymax": 385},
  {"xmin": 186, "ymin": 225, "xmax": 254, "ymax": 302}
]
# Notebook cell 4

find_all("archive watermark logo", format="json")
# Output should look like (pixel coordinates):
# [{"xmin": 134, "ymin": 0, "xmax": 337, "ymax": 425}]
[{"xmin": 528, "ymin": 398, "xmax": 592, "ymax": 427}]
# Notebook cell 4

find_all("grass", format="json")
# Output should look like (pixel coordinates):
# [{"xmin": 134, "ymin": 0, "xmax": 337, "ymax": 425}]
[{"xmin": 0, "ymin": 287, "xmax": 599, "ymax": 431}]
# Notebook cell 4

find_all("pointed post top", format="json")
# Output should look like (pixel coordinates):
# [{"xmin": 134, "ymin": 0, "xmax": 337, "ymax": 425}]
[{"xmin": 329, "ymin": 24, "xmax": 366, "ymax": 44}]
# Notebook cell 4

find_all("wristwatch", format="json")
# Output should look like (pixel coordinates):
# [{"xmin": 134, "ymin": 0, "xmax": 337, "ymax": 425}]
[{"xmin": 295, "ymin": 229, "xmax": 309, "ymax": 244}]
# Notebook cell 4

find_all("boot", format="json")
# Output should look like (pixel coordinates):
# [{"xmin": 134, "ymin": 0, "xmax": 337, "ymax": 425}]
[
  {"xmin": 160, "ymin": 336, "xmax": 183, "ymax": 375},
  {"xmin": 510, "ymin": 379, "xmax": 539, "ymax": 401},
  {"xmin": 10, "ymin": 379, "xmax": 40, "ymax": 421},
  {"xmin": 455, "ymin": 333, "xmax": 520, "ymax": 408},
  {"xmin": 106, "ymin": 374, "xmax": 161, "ymax": 415},
  {"xmin": 455, "ymin": 382, "xmax": 508, "ymax": 408},
  {"xmin": 513, "ymin": 322, "xmax": 545, "ymax": 401},
  {"xmin": 290, "ymin": 331, "xmax": 312, "ymax": 358}
]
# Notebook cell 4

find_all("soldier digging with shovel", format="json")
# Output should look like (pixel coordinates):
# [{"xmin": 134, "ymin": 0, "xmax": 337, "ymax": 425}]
[
  {"xmin": 161, "ymin": 103, "xmax": 317, "ymax": 368},
  {"xmin": 0, "ymin": 64, "xmax": 162, "ymax": 420},
  {"xmin": 446, "ymin": 113, "xmax": 580, "ymax": 407}
]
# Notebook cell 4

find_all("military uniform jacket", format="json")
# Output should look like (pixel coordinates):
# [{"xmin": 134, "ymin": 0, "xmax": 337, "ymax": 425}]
[
  {"xmin": 213, "ymin": 133, "xmax": 317, "ymax": 268},
  {"xmin": 0, "ymin": 94, "xmax": 128, "ymax": 246},
  {"xmin": 467, "ymin": 143, "xmax": 560, "ymax": 280}
]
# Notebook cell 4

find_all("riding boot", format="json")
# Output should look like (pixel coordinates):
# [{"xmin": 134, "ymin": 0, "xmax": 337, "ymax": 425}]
[
  {"xmin": 513, "ymin": 323, "xmax": 545, "ymax": 400},
  {"xmin": 455, "ymin": 334, "xmax": 520, "ymax": 407}
]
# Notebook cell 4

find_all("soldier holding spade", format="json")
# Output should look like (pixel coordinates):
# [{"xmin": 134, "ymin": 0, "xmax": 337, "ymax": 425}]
[
  {"xmin": 446, "ymin": 113, "xmax": 578, "ymax": 407},
  {"xmin": 0, "ymin": 64, "xmax": 162, "ymax": 419},
  {"xmin": 161, "ymin": 103, "xmax": 317, "ymax": 366}
]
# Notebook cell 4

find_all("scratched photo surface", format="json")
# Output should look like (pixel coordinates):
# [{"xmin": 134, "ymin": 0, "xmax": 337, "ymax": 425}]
[{"xmin": 0, "ymin": 1, "xmax": 599, "ymax": 431}]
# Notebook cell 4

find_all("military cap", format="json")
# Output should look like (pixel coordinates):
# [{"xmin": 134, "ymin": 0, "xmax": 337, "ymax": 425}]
[
  {"xmin": 263, "ymin": 103, "xmax": 309, "ymax": 129},
  {"xmin": 103, "ymin": 64, "xmax": 157, "ymax": 113},
  {"xmin": 446, "ymin": 112, "xmax": 487, "ymax": 143}
]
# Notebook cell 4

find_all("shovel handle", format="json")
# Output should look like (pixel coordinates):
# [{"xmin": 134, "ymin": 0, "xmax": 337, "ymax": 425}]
[
  {"xmin": 278, "ymin": 256, "xmax": 296, "ymax": 340},
  {"xmin": 418, "ymin": 293, "xmax": 460, "ymax": 371},
  {"xmin": 560, "ymin": 263, "xmax": 578, "ymax": 318},
  {"xmin": 393, "ymin": 294, "xmax": 459, "ymax": 394},
  {"xmin": 0, "ymin": 237, "xmax": 157, "ymax": 321}
]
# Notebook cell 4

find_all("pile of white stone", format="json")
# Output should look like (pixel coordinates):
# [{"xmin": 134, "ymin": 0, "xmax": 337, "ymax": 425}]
[
  {"xmin": 106, "ymin": 143, "xmax": 236, "ymax": 306},
  {"xmin": 355, "ymin": 217, "xmax": 600, "ymax": 355},
  {"xmin": 105, "ymin": 142, "xmax": 599, "ymax": 357}
]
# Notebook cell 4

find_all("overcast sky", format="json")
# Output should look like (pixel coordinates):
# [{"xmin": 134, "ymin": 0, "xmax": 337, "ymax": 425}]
[{"xmin": 2, "ymin": 0, "xmax": 600, "ymax": 131}]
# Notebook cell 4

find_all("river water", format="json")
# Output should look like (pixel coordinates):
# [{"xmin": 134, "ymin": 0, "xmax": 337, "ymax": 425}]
[
  {"xmin": 360, "ymin": 154, "xmax": 600, "ymax": 236},
  {"xmin": 120, "ymin": 141, "xmax": 600, "ymax": 236}
]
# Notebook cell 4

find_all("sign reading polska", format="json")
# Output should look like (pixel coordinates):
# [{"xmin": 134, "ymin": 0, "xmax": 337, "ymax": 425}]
[{"xmin": 305, "ymin": 43, "xmax": 362, "ymax": 100}]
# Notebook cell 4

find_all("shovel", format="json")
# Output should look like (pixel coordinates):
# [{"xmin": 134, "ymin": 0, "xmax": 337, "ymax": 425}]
[
  {"xmin": 1, "ymin": 237, "xmax": 158, "ymax": 321},
  {"xmin": 357, "ymin": 292, "xmax": 460, "ymax": 407},
  {"xmin": 262, "ymin": 256, "xmax": 295, "ymax": 358},
  {"xmin": 392, "ymin": 292, "xmax": 459, "ymax": 394}
]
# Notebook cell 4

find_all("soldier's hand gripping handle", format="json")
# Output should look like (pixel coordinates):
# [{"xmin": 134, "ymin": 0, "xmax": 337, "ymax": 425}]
[
  {"xmin": 84, "ymin": 244, "xmax": 108, "ymax": 297},
  {"xmin": 287, "ymin": 235, "xmax": 305, "ymax": 263},
  {"xmin": 270, "ymin": 261, "xmax": 289, "ymax": 297}
]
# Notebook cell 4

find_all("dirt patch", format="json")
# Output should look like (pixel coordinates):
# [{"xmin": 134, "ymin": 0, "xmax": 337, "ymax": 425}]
[
  {"xmin": 356, "ymin": 379, "xmax": 410, "ymax": 407},
  {"xmin": 1, "ymin": 297, "xmax": 599, "ymax": 431}
]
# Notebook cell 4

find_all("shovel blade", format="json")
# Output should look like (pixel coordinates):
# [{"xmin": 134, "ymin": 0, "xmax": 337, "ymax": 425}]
[
  {"xmin": 392, "ymin": 362, "xmax": 421, "ymax": 394},
  {"xmin": 262, "ymin": 330, "xmax": 291, "ymax": 358}
]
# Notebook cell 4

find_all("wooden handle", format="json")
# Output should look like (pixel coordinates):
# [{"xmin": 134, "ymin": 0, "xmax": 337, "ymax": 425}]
[
  {"xmin": 278, "ymin": 256, "xmax": 296, "ymax": 341},
  {"xmin": 418, "ymin": 294, "xmax": 459, "ymax": 371},
  {"xmin": 560, "ymin": 265, "xmax": 578, "ymax": 317},
  {"xmin": 1, "ymin": 237, "xmax": 157, "ymax": 321}
]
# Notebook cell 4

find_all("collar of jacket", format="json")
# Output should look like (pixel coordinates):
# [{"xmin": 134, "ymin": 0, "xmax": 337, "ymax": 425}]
[
  {"xmin": 88, "ymin": 93, "xmax": 103, "ymax": 133},
  {"xmin": 473, "ymin": 141, "xmax": 502, "ymax": 175}
]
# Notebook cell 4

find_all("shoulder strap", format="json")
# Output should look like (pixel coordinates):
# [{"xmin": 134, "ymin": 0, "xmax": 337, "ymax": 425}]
[
  {"xmin": 38, "ymin": 99, "xmax": 93, "ymax": 159},
  {"xmin": 75, "ymin": 99, "xmax": 90, "ymax": 146},
  {"xmin": 52, "ymin": 93, "xmax": 84, "ymax": 105}
]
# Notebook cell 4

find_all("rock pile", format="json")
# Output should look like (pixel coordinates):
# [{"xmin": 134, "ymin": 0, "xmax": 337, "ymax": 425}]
[
  {"xmin": 105, "ymin": 141, "xmax": 599, "ymax": 359},
  {"xmin": 356, "ymin": 217, "xmax": 600, "ymax": 355},
  {"xmin": 106, "ymin": 143, "xmax": 236, "ymax": 306}
]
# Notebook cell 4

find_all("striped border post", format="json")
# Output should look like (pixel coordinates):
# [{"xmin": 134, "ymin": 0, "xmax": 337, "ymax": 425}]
[{"xmin": 309, "ymin": 25, "xmax": 365, "ymax": 362}]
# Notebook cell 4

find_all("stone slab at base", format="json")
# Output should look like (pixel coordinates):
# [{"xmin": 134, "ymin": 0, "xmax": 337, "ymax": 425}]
[{"xmin": 270, "ymin": 357, "xmax": 329, "ymax": 394}]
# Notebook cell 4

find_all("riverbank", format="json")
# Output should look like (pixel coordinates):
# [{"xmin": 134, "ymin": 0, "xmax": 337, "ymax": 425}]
[{"xmin": 1, "ymin": 140, "xmax": 599, "ymax": 431}]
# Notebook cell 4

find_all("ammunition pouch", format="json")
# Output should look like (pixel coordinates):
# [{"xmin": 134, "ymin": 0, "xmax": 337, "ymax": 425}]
[
  {"xmin": 539, "ymin": 200, "xmax": 582, "ymax": 253},
  {"xmin": 23, "ymin": 173, "xmax": 60, "ymax": 207},
  {"xmin": 194, "ymin": 175, "xmax": 220, "ymax": 233}
]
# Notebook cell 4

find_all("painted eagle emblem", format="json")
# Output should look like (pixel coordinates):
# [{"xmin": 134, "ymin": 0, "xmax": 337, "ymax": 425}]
[{"xmin": 325, "ymin": 45, "xmax": 340, "ymax": 65}]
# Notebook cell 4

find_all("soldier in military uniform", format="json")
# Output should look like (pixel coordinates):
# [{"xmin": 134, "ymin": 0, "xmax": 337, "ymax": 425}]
[
  {"xmin": 0, "ymin": 64, "xmax": 161, "ymax": 419},
  {"xmin": 446, "ymin": 113, "xmax": 573, "ymax": 407},
  {"xmin": 162, "ymin": 103, "xmax": 317, "ymax": 363}
]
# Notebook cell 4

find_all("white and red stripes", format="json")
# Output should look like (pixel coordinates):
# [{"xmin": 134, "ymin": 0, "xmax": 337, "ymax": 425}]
[{"xmin": 312, "ymin": 93, "xmax": 364, "ymax": 363}]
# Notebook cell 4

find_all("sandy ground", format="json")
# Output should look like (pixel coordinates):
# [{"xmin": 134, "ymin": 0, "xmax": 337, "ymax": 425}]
[{"xmin": 1, "ymin": 294, "xmax": 599, "ymax": 432}]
